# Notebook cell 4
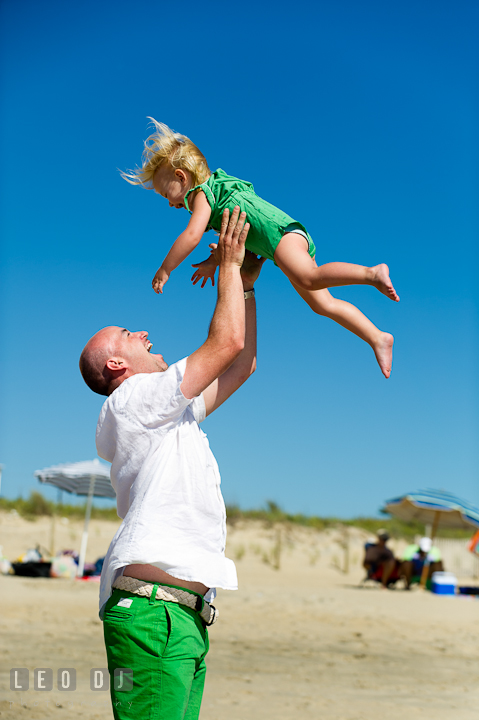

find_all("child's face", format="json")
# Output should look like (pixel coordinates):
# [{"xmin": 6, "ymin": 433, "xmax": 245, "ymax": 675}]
[{"xmin": 153, "ymin": 166, "xmax": 192, "ymax": 209}]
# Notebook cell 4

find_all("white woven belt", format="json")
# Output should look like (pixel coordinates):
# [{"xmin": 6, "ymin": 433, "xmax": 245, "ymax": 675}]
[{"xmin": 112, "ymin": 576, "xmax": 218, "ymax": 626}]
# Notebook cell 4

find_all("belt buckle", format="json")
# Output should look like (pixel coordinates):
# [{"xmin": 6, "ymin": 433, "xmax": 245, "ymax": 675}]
[{"xmin": 204, "ymin": 604, "xmax": 217, "ymax": 626}]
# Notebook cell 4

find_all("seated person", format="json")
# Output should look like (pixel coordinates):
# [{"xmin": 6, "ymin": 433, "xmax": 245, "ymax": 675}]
[
  {"xmin": 401, "ymin": 537, "xmax": 443, "ymax": 589},
  {"xmin": 363, "ymin": 529, "xmax": 400, "ymax": 588}
]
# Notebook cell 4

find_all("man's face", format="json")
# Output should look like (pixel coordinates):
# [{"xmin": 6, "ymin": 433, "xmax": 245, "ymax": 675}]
[{"xmin": 94, "ymin": 326, "xmax": 168, "ymax": 376}]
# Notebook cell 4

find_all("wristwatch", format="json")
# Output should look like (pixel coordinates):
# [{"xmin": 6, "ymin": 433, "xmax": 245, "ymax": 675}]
[{"xmin": 243, "ymin": 289, "xmax": 255, "ymax": 300}]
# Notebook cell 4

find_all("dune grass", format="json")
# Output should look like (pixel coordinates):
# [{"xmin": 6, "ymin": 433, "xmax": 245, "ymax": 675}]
[{"xmin": 0, "ymin": 493, "xmax": 473, "ymax": 541}]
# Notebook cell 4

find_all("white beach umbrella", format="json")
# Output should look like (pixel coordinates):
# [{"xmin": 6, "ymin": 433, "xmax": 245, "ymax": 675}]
[{"xmin": 35, "ymin": 459, "xmax": 115, "ymax": 577}]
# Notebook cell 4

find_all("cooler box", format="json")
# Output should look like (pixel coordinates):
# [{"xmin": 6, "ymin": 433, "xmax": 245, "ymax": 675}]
[{"xmin": 431, "ymin": 571, "xmax": 457, "ymax": 595}]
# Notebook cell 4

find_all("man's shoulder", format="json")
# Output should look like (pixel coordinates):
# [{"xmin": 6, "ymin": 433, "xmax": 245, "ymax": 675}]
[
  {"xmin": 119, "ymin": 359, "xmax": 187, "ymax": 395},
  {"xmin": 365, "ymin": 543, "xmax": 394, "ymax": 562},
  {"xmin": 402, "ymin": 544, "xmax": 420, "ymax": 560},
  {"xmin": 100, "ymin": 359, "xmax": 188, "ymax": 418}
]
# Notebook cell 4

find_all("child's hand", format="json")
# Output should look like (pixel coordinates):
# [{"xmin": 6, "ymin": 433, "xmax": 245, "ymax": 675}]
[
  {"xmin": 152, "ymin": 266, "xmax": 170, "ymax": 294},
  {"xmin": 191, "ymin": 257, "xmax": 218, "ymax": 288}
]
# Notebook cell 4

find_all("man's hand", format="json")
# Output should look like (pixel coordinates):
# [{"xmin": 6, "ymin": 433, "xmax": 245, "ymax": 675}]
[
  {"xmin": 204, "ymin": 242, "xmax": 265, "ymax": 291},
  {"xmin": 152, "ymin": 266, "xmax": 170, "ymax": 294},
  {"xmin": 241, "ymin": 251, "xmax": 266, "ymax": 290},
  {"xmin": 216, "ymin": 207, "xmax": 250, "ymax": 269}
]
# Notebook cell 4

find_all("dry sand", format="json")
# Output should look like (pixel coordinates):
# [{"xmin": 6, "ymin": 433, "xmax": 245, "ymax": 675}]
[{"xmin": 1, "ymin": 511, "xmax": 478, "ymax": 719}]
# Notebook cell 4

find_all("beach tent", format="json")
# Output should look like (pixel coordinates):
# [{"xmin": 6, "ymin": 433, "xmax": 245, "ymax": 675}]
[
  {"xmin": 383, "ymin": 489, "xmax": 479, "ymax": 586},
  {"xmin": 35, "ymin": 459, "xmax": 115, "ymax": 577}
]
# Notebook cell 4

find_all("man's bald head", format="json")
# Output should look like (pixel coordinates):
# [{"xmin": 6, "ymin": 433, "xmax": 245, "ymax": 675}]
[
  {"xmin": 79, "ymin": 328, "xmax": 120, "ymax": 396},
  {"xmin": 79, "ymin": 326, "xmax": 168, "ymax": 396}
]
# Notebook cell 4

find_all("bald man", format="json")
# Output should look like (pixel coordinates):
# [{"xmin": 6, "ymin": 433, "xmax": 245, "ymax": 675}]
[{"xmin": 79, "ymin": 208, "xmax": 264, "ymax": 720}]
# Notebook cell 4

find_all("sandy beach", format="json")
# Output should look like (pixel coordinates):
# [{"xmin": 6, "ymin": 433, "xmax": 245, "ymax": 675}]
[{"xmin": 1, "ymin": 511, "xmax": 478, "ymax": 719}]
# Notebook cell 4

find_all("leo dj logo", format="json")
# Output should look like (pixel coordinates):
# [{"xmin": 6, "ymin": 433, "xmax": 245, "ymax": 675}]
[{"xmin": 10, "ymin": 668, "xmax": 133, "ymax": 692}]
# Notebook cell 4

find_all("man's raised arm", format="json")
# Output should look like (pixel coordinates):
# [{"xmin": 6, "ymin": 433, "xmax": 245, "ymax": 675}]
[
  {"xmin": 180, "ymin": 207, "xmax": 250, "ymax": 401},
  {"xmin": 201, "ymin": 250, "xmax": 264, "ymax": 416}
]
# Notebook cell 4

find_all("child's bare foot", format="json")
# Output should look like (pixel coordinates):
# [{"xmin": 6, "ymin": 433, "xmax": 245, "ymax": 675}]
[
  {"xmin": 370, "ymin": 264, "xmax": 399, "ymax": 302},
  {"xmin": 373, "ymin": 332, "xmax": 394, "ymax": 378}
]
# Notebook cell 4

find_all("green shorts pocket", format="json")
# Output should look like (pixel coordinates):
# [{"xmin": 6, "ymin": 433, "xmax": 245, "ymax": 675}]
[{"xmin": 104, "ymin": 608, "xmax": 136, "ymax": 625}]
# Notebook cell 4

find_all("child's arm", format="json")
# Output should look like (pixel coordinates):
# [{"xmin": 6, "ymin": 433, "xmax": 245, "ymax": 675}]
[{"xmin": 152, "ymin": 192, "xmax": 212, "ymax": 294}]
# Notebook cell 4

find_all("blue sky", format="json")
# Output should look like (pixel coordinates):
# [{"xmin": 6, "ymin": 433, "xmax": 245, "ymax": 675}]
[{"xmin": 1, "ymin": 0, "xmax": 478, "ymax": 518}]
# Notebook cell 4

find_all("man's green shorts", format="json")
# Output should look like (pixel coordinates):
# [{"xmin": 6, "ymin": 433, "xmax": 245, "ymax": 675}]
[{"xmin": 103, "ymin": 586, "xmax": 209, "ymax": 720}]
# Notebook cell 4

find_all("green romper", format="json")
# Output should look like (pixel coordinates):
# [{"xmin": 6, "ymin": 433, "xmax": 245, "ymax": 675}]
[{"xmin": 184, "ymin": 168, "xmax": 316, "ymax": 263}]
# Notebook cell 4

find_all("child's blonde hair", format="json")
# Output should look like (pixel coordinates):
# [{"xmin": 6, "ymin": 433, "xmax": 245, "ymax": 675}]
[{"xmin": 121, "ymin": 118, "xmax": 211, "ymax": 188}]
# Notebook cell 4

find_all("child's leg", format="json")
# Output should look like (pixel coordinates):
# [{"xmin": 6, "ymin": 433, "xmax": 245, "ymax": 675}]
[
  {"xmin": 274, "ymin": 233, "xmax": 399, "ymax": 301},
  {"xmin": 291, "ymin": 280, "xmax": 394, "ymax": 378}
]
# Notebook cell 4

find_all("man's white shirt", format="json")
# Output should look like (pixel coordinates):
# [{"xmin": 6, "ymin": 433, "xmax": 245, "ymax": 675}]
[{"xmin": 96, "ymin": 358, "xmax": 238, "ymax": 617}]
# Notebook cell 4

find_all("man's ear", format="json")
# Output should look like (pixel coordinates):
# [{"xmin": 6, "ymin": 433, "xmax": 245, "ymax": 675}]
[{"xmin": 106, "ymin": 357, "xmax": 126, "ymax": 372}]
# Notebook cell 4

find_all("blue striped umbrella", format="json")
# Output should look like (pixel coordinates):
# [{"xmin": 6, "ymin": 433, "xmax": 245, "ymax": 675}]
[{"xmin": 383, "ymin": 489, "xmax": 479, "ymax": 532}]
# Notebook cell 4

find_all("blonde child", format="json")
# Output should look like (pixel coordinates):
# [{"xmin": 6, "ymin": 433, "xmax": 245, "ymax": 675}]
[{"xmin": 122, "ymin": 119, "xmax": 399, "ymax": 378}]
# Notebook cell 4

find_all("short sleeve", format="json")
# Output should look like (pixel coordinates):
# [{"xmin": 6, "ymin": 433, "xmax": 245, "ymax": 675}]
[
  {"xmin": 114, "ymin": 358, "xmax": 196, "ymax": 429},
  {"xmin": 402, "ymin": 545, "xmax": 417, "ymax": 561},
  {"xmin": 184, "ymin": 182, "xmax": 216, "ymax": 214},
  {"xmin": 191, "ymin": 393, "xmax": 206, "ymax": 424}
]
